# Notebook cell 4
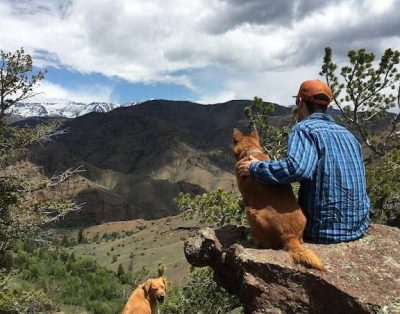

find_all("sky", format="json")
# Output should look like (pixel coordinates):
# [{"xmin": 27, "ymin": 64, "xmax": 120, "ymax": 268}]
[{"xmin": 0, "ymin": 0, "xmax": 399, "ymax": 105}]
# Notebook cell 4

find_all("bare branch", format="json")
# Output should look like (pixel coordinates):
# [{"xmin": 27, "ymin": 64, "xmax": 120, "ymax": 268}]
[
  {"xmin": 398, "ymin": 83, "xmax": 400, "ymax": 110},
  {"xmin": 6, "ymin": 90, "xmax": 42, "ymax": 106},
  {"xmin": 0, "ymin": 273, "xmax": 14, "ymax": 290},
  {"xmin": 387, "ymin": 158, "xmax": 400, "ymax": 170},
  {"xmin": 43, "ymin": 202, "xmax": 85, "ymax": 224},
  {"xmin": 361, "ymin": 110, "xmax": 381, "ymax": 121},
  {"xmin": 32, "ymin": 127, "xmax": 69, "ymax": 146},
  {"xmin": 384, "ymin": 85, "xmax": 400, "ymax": 143},
  {"xmin": 47, "ymin": 166, "xmax": 86, "ymax": 187}
]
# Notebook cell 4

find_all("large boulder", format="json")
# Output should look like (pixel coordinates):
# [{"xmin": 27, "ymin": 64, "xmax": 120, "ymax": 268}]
[{"xmin": 184, "ymin": 224, "xmax": 400, "ymax": 314}]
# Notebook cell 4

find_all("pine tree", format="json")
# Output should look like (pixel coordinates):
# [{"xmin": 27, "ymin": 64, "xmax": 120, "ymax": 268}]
[
  {"xmin": 61, "ymin": 235, "xmax": 70, "ymax": 247},
  {"xmin": 0, "ymin": 47, "xmax": 45, "ymax": 122},
  {"xmin": 0, "ymin": 47, "xmax": 81, "ymax": 265},
  {"xmin": 320, "ymin": 47, "xmax": 400, "ymax": 157},
  {"xmin": 117, "ymin": 263, "xmax": 125, "ymax": 277},
  {"xmin": 77, "ymin": 228, "xmax": 85, "ymax": 244}
]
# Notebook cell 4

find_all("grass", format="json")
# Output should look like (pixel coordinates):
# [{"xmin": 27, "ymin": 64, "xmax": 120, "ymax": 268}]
[{"xmin": 56, "ymin": 214, "xmax": 199, "ymax": 287}]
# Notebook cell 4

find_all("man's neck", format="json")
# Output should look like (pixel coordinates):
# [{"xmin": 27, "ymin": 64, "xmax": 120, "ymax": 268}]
[{"xmin": 299, "ymin": 112, "xmax": 333, "ymax": 123}]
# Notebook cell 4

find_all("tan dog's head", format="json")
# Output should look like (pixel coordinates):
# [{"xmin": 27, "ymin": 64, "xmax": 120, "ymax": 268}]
[
  {"xmin": 232, "ymin": 128, "xmax": 263, "ymax": 160},
  {"xmin": 143, "ymin": 277, "xmax": 167, "ymax": 304}
]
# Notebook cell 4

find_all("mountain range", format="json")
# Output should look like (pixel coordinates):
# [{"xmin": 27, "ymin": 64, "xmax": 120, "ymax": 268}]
[
  {"xmin": 7, "ymin": 101, "xmax": 139, "ymax": 118},
  {"xmin": 15, "ymin": 99, "xmax": 294, "ymax": 226}
]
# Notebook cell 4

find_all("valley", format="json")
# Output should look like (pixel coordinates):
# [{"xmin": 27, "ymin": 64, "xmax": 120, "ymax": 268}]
[
  {"xmin": 18, "ymin": 99, "xmax": 293, "ymax": 225},
  {"xmin": 58, "ymin": 214, "xmax": 198, "ymax": 287}
]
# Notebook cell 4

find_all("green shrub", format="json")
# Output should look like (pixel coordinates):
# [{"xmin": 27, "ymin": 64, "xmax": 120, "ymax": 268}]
[
  {"xmin": 161, "ymin": 267, "xmax": 243, "ymax": 314},
  {"xmin": 244, "ymin": 96, "xmax": 293, "ymax": 160},
  {"xmin": 176, "ymin": 189, "xmax": 245, "ymax": 227},
  {"xmin": 10, "ymin": 242, "xmax": 126, "ymax": 313},
  {"xmin": 0, "ymin": 268, "xmax": 57, "ymax": 313},
  {"xmin": 0, "ymin": 285, "xmax": 55, "ymax": 313},
  {"xmin": 367, "ymin": 150, "xmax": 400, "ymax": 226}
]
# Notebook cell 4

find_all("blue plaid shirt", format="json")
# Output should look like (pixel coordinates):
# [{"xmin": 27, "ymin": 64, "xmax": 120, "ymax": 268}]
[{"xmin": 249, "ymin": 113, "xmax": 370, "ymax": 243}]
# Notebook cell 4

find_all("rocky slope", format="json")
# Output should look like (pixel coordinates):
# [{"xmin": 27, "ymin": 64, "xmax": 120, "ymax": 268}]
[{"xmin": 22, "ymin": 99, "xmax": 293, "ymax": 225}]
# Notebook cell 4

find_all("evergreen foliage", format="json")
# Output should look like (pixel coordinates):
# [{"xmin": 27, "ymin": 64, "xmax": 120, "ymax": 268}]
[
  {"xmin": 366, "ymin": 150, "xmax": 400, "ymax": 225},
  {"xmin": 0, "ymin": 47, "xmax": 45, "ymax": 121},
  {"xmin": 77, "ymin": 228, "xmax": 85, "ymax": 244},
  {"xmin": 117, "ymin": 263, "xmax": 125, "ymax": 278},
  {"xmin": 320, "ymin": 47, "xmax": 400, "ymax": 156},
  {"xmin": 161, "ymin": 267, "xmax": 243, "ymax": 314},
  {"xmin": 9, "ymin": 240, "xmax": 128, "ymax": 313},
  {"xmin": 0, "ymin": 48, "xmax": 78, "ymax": 268},
  {"xmin": 244, "ymin": 96, "xmax": 294, "ymax": 159},
  {"xmin": 176, "ymin": 189, "xmax": 245, "ymax": 227},
  {"xmin": 0, "ymin": 47, "xmax": 81, "ymax": 312}
]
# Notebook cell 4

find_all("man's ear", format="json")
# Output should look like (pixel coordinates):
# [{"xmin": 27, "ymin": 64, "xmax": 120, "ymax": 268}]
[
  {"xmin": 250, "ymin": 128, "xmax": 259, "ymax": 140},
  {"xmin": 233, "ymin": 128, "xmax": 243, "ymax": 143}
]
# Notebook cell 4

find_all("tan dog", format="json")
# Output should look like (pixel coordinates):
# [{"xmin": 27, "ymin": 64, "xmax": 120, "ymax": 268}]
[
  {"xmin": 122, "ymin": 277, "xmax": 167, "ymax": 314},
  {"xmin": 233, "ymin": 128, "xmax": 325, "ymax": 271}
]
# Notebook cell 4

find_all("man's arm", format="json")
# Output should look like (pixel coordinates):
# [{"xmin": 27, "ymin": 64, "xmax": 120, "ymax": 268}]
[{"xmin": 248, "ymin": 128, "xmax": 318, "ymax": 185}]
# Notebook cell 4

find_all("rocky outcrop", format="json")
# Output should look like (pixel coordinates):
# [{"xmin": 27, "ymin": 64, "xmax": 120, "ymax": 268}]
[{"xmin": 184, "ymin": 224, "xmax": 400, "ymax": 314}]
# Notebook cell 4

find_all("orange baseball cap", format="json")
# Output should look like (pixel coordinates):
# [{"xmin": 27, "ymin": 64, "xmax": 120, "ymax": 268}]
[{"xmin": 295, "ymin": 80, "xmax": 333, "ymax": 105}]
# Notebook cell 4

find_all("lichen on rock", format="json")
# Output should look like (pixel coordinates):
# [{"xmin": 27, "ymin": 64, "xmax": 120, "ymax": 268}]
[{"xmin": 184, "ymin": 224, "xmax": 400, "ymax": 314}]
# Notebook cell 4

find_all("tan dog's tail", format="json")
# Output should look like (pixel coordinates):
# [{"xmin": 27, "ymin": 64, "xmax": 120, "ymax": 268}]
[{"xmin": 284, "ymin": 237, "xmax": 326, "ymax": 271}]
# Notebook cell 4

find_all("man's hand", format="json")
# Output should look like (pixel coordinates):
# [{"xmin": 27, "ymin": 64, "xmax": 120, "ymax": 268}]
[{"xmin": 236, "ymin": 155, "xmax": 258, "ymax": 177}]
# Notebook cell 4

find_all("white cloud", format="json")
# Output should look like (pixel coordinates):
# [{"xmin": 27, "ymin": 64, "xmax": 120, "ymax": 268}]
[
  {"xmin": 0, "ymin": 0, "xmax": 399, "ymax": 104},
  {"xmin": 30, "ymin": 81, "xmax": 114, "ymax": 104},
  {"xmin": 197, "ymin": 65, "xmax": 320, "ymax": 105},
  {"xmin": 197, "ymin": 90, "xmax": 237, "ymax": 105}
]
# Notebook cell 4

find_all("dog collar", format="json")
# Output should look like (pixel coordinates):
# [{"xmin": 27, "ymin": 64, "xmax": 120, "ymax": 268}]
[{"xmin": 239, "ymin": 147, "xmax": 264, "ymax": 159}]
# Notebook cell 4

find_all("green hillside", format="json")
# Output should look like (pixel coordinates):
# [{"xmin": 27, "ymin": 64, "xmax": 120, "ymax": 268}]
[{"xmin": 57, "ymin": 214, "xmax": 198, "ymax": 287}]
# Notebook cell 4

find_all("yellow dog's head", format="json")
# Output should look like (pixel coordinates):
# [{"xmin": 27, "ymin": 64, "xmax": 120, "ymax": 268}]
[
  {"xmin": 143, "ymin": 277, "xmax": 167, "ymax": 304},
  {"xmin": 232, "ymin": 128, "xmax": 263, "ymax": 160}
]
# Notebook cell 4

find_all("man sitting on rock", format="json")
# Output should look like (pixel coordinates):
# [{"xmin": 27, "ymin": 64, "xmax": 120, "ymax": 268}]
[{"xmin": 236, "ymin": 80, "xmax": 370, "ymax": 243}]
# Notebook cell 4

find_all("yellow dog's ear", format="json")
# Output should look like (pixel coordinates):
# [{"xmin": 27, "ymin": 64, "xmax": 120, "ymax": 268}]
[
  {"xmin": 142, "ymin": 279, "xmax": 152, "ymax": 298},
  {"xmin": 250, "ymin": 128, "xmax": 259, "ymax": 140},
  {"xmin": 233, "ymin": 128, "xmax": 243, "ymax": 143},
  {"xmin": 162, "ymin": 277, "xmax": 167, "ymax": 291}
]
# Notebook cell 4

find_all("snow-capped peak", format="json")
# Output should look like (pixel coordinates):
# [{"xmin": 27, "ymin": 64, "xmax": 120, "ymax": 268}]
[{"xmin": 6, "ymin": 101, "xmax": 139, "ymax": 118}]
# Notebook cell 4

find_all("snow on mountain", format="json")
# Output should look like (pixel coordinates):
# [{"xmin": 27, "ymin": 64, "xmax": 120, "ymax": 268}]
[{"xmin": 7, "ymin": 101, "xmax": 138, "ymax": 118}]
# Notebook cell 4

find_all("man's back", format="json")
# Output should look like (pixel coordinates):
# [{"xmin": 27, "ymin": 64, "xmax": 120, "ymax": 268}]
[
  {"xmin": 241, "ymin": 80, "xmax": 369, "ymax": 244},
  {"xmin": 296, "ymin": 113, "xmax": 370, "ymax": 243}
]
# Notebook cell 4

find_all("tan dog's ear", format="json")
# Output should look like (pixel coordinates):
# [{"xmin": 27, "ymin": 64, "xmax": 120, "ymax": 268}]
[
  {"xmin": 233, "ymin": 128, "xmax": 243, "ymax": 143},
  {"xmin": 142, "ymin": 279, "xmax": 152, "ymax": 298},
  {"xmin": 162, "ymin": 277, "xmax": 167, "ymax": 291},
  {"xmin": 250, "ymin": 128, "xmax": 259, "ymax": 140}
]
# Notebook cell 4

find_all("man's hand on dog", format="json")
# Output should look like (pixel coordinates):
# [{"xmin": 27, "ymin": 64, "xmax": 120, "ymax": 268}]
[{"xmin": 236, "ymin": 155, "xmax": 258, "ymax": 177}]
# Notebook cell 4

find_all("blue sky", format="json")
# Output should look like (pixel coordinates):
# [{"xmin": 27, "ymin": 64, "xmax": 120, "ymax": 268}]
[
  {"xmin": 0, "ymin": 0, "xmax": 399, "ymax": 105},
  {"xmin": 42, "ymin": 66, "xmax": 198, "ymax": 103},
  {"xmin": 37, "ymin": 63, "xmax": 231, "ymax": 104}
]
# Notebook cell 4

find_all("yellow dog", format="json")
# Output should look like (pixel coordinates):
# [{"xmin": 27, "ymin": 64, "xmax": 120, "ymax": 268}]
[
  {"xmin": 122, "ymin": 277, "xmax": 167, "ymax": 314},
  {"xmin": 233, "ymin": 128, "xmax": 325, "ymax": 271}
]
